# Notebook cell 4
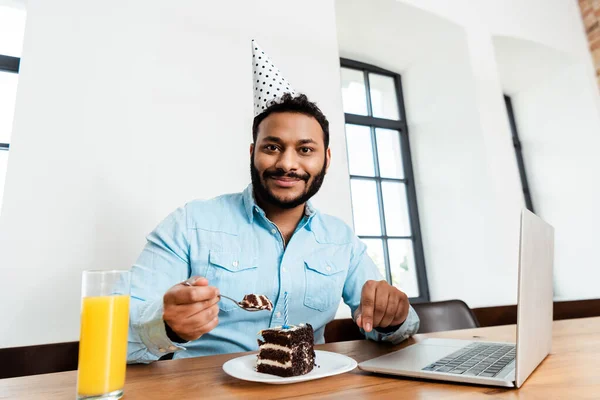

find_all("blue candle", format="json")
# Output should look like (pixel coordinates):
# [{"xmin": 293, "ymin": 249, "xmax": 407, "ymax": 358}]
[{"xmin": 283, "ymin": 291, "xmax": 289, "ymax": 329}]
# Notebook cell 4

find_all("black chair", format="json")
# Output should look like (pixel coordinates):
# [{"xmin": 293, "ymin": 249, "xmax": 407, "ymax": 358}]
[
  {"xmin": 412, "ymin": 300, "xmax": 480, "ymax": 333},
  {"xmin": 0, "ymin": 342, "xmax": 79, "ymax": 379},
  {"xmin": 0, "ymin": 340, "xmax": 174, "ymax": 379},
  {"xmin": 325, "ymin": 299, "xmax": 480, "ymax": 343},
  {"xmin": 324, "ymin": 318, "xmax": 365, "ymax": 343}
]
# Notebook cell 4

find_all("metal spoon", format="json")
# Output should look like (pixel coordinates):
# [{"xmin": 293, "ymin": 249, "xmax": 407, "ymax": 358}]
[{"xmin": 182, "ymin": 279, "xmax": 267, "ymax": 312}]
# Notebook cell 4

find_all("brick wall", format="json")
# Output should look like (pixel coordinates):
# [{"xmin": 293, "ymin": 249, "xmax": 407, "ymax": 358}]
[{"xmin": 579, "ymin": 0, "xmax": 600, "ymax": 88}]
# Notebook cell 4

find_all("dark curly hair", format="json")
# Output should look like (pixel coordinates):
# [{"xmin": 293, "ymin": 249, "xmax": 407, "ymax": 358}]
[{"xmin": 252, "ymin": 93, "xmax": 330, "ymax": 148}]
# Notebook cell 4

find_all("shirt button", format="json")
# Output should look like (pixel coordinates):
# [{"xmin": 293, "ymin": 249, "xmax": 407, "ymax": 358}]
[
  {"xmin": 158, "ymin": 348, "xmax": 166, "ymax": 353},
  {"xmin": 271, "ymin": 228, "xmax": 277, "ymax": 234},
  {"xmin": 276, "ymin": 312, "xmax": 281, "ymax": 318},
  {"xmin": 326, "ymin": 266, "xmax": 332, "ymax": 272},
  {"xmin": 282, "ymin": 267, "xmax": 286, "ymax": 273},
  {"xmin": 168, "ymin": 345, "xmax": 177, "ymax": 351},
  {"xmin": 232, "ymin": 260, "xmax": 239, "ymax": 267}
]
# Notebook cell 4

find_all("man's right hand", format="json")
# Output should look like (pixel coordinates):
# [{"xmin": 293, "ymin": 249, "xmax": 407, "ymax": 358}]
[{"xmin": 163, "ymin": 276, "xmax": 220, "ymax": 342}]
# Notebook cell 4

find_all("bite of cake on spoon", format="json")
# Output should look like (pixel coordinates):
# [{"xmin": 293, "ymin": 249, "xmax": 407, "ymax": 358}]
[{"xmin": 240, "ymin": 294, "xmax": 274, "ymax": 311}]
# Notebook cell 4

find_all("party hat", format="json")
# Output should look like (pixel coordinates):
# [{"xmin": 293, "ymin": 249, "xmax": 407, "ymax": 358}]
[{"xmin": 252, "ymin": 40, "xmax": 297, "ymax": 117}]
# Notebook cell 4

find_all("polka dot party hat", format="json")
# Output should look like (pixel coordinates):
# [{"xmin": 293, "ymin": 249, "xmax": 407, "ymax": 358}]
[{"xmin": 252, "ymin": 40, "xmax": 297, "ymax": 117}]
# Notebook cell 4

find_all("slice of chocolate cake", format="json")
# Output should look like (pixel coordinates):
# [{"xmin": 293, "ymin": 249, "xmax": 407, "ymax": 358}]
[
  {"xmin": 256, "ymin": 323, "xmax": 315, "ymax": 377},
  {"xmin": 240, "ymin": 294, "xmax": 273, "ymax": 311}
]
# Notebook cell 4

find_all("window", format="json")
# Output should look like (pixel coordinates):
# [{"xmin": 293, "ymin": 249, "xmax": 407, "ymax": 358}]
[
  {"xmin": 0, "ymin": 4, "xmax": 26, "ymax": 212},
  {"xmin": 504, "ymin": 95, "xmax": 534, "ymax": 212},
  {"xmin": 340, "ymin": 59, "xmax": 429, "ymax": 303}
]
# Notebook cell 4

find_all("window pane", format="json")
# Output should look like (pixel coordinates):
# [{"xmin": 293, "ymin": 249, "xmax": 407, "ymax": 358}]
[
  {"xmin": 388, "ymin": 239, "xmax": 419, "ymax": 298},
  {"xmin": 369, "ymin": 73, "xmax": 400, "ymax": 120},
  {"xmin": 0, "ymin": 72, "xmax": 19, "ymax": 143},
  {"xmin": 0, "ymin": 150, "xmax": 8, "ymax": 214},
  {"xmin": 381, "ymin": 182, "xmax": 411, "ymax": 236},
  {"xmin": 0, "ymin": 5, "xmax": 27, "ymax": 57},
  {"xmin": 345, "ymin": 124, "xmax": 374, "ymax": 176},
  {"xmin": 375, "ymin": 128, "xmax": 404, "ymax": 179},
  {"xmin": 361, "ymin": 238, "xmax": 387, "ymax": 280},
  {"xmin": 350, "ymin": 179, "xmax": 381, "ymax": 236},
  {"xmin": 340, "ymin": 67, "xmax": 368, "ymax": 115}
]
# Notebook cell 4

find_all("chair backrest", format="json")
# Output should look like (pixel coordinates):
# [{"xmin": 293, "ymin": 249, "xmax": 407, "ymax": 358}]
[
  {"xmin": 324, "ymin": 300, "xmax": 480, "ymax": 343},
  {"xmin": 0, "ymin": 340, "xmax": 176, "ymax": 379},
  {"xmin": 412, "ymin": 300, "xmax": 480, "ymax": 333},
  {"xmin": 324, "ymin": 318, "xmax": 364, "ymax": 343},
  {"xmin": 0, "ymin": 342, "xmax": 79, "ymax": 379}
]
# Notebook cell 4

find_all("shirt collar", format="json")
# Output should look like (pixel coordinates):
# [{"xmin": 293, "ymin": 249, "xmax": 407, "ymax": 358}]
[
  {"xmin": 242, "ymin": 183, "xmax": 318, "ymax": 228},
  {"xmin": 242, "ymin": 184, "xmax": 256, "ymax": 223}
]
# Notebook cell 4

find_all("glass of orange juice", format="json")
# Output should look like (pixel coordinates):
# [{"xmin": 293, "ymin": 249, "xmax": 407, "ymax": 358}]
[{"xmin": 76, "ymin": 270, "xmax": 131, "ymax": 400}]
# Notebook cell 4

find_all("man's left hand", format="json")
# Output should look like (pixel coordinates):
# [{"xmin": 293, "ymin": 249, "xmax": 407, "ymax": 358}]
[{"xmin": 355, "ymin": 280, "xmax": 410, "ymax": 333}]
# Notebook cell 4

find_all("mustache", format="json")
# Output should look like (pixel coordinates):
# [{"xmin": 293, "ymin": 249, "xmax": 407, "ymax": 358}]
[{"xmin": 263, "ymin": 169, "xmax": 310, "ymax": 182}]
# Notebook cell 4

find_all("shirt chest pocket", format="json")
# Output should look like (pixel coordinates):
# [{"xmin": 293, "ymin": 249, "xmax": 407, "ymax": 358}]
[
  {"xmin": 207, "ymin": 250, "xmax": 258, "ymax": 312},
  {"xmin": 303, "ymin": 257, "xmax": 347, "ymax": 312}
]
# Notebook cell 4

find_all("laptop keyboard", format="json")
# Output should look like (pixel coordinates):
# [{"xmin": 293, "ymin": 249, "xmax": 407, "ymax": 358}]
[{"xmin": 422, "ymin": 342, "xmax": 516, "ymax": 378}]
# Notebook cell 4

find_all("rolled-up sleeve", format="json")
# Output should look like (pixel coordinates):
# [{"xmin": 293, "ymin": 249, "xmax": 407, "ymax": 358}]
[
  {"xmin": 342, "ymin": 235, "xmax": 420, "ymax": 344},
  {"xmin": 127, "ymin": 205, "xmax": 191, "ymax": 364}
]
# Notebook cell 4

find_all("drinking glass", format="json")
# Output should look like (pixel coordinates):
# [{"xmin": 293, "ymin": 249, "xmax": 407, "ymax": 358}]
[{"xmin": 76, "ymin": 270, "xmax": 131, "ymax": 400}]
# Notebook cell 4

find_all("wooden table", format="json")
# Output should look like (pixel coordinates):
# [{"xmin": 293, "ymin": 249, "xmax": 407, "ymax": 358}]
[{"xmin": 1, "ymin": 317, "xmax": 599, "ymax": 399}]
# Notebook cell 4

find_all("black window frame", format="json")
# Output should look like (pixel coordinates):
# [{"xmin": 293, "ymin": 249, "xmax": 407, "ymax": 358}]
[
  {"xmin": 0, "ymin": 54, "xmax": 20, "ymax": 153},
  {"xmin": 504, "ymin": 95, "xmax": 534, "ymax": 213},
  {"xmin": 341, "ymin": 58, "xmax": 430, "ymax": 303}
]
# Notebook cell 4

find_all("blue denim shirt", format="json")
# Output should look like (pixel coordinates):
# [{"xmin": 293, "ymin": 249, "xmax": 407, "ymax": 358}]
[{"xmin": 127, "ymin": 184, "xmax": 420, "ymax": 363}]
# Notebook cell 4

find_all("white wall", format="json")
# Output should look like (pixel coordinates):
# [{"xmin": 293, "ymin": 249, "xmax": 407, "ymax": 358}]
[
  {"xmin": 479, "ymin": 0, "xmax": 600, "ymax": 302},
  {"xmin": 336, "ymin": 0, "xmax": 600, "ymax": 307},
  {"xmin": 494, "ymin": 38, "xmax": 600, "ymax": 300},
  {"xmin": 0, "ymin": 0, "xmax": 24, "ymax": 11},
  {"xmin": 0, "ymin": 0, "xmax": 351, "ymax": 348}
]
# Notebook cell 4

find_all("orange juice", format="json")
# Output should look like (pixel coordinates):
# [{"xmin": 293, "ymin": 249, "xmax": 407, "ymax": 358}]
[{"xmin": 77, "ymin": 295, "xmax": 130, "ymax": 397}]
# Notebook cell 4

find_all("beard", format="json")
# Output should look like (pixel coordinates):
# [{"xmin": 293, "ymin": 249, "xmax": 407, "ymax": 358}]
[{"xmin": 250, "ymin": 151, "xmax": 327, "ymax": 210}]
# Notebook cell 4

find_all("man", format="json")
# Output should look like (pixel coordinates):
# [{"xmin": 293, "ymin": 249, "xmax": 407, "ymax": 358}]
[{"xmin": 127, "ymin": 42, "xmax": 419, "ymax": 364}]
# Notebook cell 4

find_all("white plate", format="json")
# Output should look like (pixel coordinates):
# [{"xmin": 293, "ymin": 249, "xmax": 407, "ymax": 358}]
[{"xmin": 222, "ymin": 350, "xmax": 358, "ymax": 385}]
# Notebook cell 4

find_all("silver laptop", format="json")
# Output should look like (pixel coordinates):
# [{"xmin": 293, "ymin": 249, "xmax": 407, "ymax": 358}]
[{"xmin": 359, "ymin": 209, "xmax": 554, "ymax": 388}]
